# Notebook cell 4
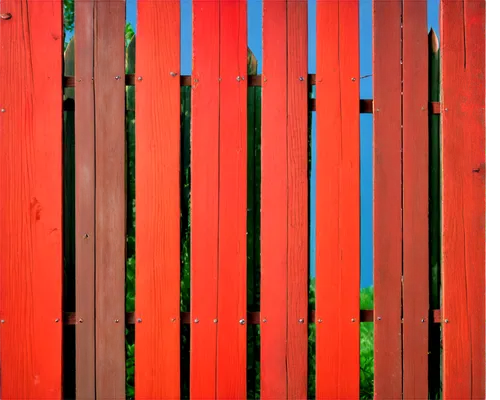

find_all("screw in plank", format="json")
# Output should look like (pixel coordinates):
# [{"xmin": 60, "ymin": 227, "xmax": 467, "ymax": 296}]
[
  {"xmin": 444, "ymin": 108, "xmax": 448, "ymax": 112},
  {"xmin": 137, "ymin": 76, "xmax": 143, "ymax": 81},
  {"xmin": 137, "ymin": 318, "xmax": 142, "ymax": 323},
  {"xmin": 0, "ymin": 13, "xmax": 12, "ymax": 20},
  {"xmin": 170, "ymin": 72, "xmax": 177, "ymax": 77},
  {"xmin": 79, "ymin": 318, "xmax": 84, "ymax": 323},
  {"xmin": 317, "ymin": 319, "xmax": 323, "ymax": 323},
  {"xmin": 351, "ymin": 77, "xmax": 356, "ymax": 82},
  {"xmin": 171, "ymin": 318, "xmax": 176, "ymax": 322},
  {"xmin": 376, "ymin": 108, "xmax": 380, "ymax": 112},
  {"xmin": 377, "ymin": 316, "xmax": 382, "ymax": 321},
  {"xmin": 55, "ymin": 318, "xmax": 60, "ymax": 323},
  {"xmin": 194, "ymin": 318, "xmax": 199, "ymax": 323},
  {"xmin": 1, "ymin": 109, "xmax": 5, "ymax": 113},
  {"xmin": 239, "ymin": 319, "xmax": 245, "ymax": 325},
  {"xmin": 83, "ymin": 233, "xmax": 89, "ymax": 239},
  {"xmin": 262, "ymin": 318, "xmax": 267, "ymax": 323},
  {"xmin": 444, "ymin": 319, "xmax": 449, "ymax": 324},
  {"xmin": 114, "ymin": 319, "xmax": 119, "ymax": 323},
  {"xmin": 213, "ymin": 319, "xmax": 218, "ymax": 323},
  {"xmin": 421, "ymin": 318, "xmax": 425, "ymax": 323},
  {"xmin": 298, "ymin": 318, "xmax": 304, "ymax": 324},
  {"xmin": 0, "ymin": 320, "xmax": 4, "ymax": 324},
  {"xmin": 299, "ymin": 76, "xmax": 304, "ymax": 81},
  {"xmin": 115, "ymin": 76, "xmax": 121, "ymax": 80},
  {"xmin": 236, "ymin": 76, "xmax": 241, "ymax": 82},
  {"xmin": 351, "ymin": 318, "xmax": 356, "ymax": 322}
]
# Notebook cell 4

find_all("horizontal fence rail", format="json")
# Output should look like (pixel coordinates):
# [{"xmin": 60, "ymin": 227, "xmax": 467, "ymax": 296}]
[{"xmin": 62, "ymin": 74, "xmax": 442, "ymax": 114}]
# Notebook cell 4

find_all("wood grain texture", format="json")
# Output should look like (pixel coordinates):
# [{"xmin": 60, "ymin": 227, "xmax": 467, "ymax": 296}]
[
  {"xmin": 261, "ymin": 0, "xmax": 288, "ymax": 397},
  {"xmin": 0, "ymin": 0, "xmax": 63, "ymax": 397},
  {"xmin": 373, "ymin": 1, "xmax": 403, "ymax": 399},
  {"xmin": 402, "ymin": 1, "xmax": 429, "ymax": 398},
  {"xmin": 74, "ymin": 0, "xmax": 96, "ymax": 397},
  {"xmin": 217, "ymin": 1, "xmax": 247, "ymax": 398},
  {"xmin": 286, "ymin": 1, "xmax": 308, "ymax": 398},
  {"xmin": 190, "ymin": 1, "xmax": 219, "ymax": 398},
  {"xmin": 94, "ymin": 0, "xmax": 126, "ymax": 397},
  {"xmin": 316, "ymin": 1, "xmax": 360, "ymax": 398},
  {"xmin": 441, "ymin": 1, "xmax": 486, "ymax": 398},
  {"xmin": 135, "ymin": 1, "xmax": 181, "ymax": 398}
]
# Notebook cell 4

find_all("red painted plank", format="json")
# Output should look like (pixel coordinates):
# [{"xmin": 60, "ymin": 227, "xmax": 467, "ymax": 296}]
[
  {"xmin": 402, "ymin": 1, "xmax": 428, "ymax": 398},
  {"xmin": 74, "ymin": 0, "xmax": 96, "ymax": 397},
  {"xmin": 0, "ymin": 0, "xmax": 63, "ymax": 397},
  {"xmin": 217, "ymin": 1, "xmax": 247, "ymax": 398},
  {"xmin": 286, "ymin": 1, "xmax": 308, "ymax": 398},
  {"xmin": 373, "ymin": 1, "xmax": 403, "ymax": 399},
  {"xmin": 316, "ymin": 1, "xmax": 360, "ymax": 398},
  {"xmin": 260, "ymin": 0, "xmax": 288, "ymax": 398},
  {"xmin": 94, "ymin": 0, "xmax": 126, "ymax": 397},
  {"xmin": 190, "ymin": 1, "xmax": 220, "ymax": 398},
  {"xmin": 135, "ymin": 1, "xmax": 181, "ymax": 398},
  {"xmin": 441, "ymin": 1, "xmax": 486, "ymax": 398}
]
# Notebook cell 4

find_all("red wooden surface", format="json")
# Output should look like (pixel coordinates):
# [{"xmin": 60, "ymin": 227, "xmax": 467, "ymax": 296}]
[
  {"xmin": 402, "ymin": 1, "xmax": 429, "ymax": 398},
  {"xmin": 261, "ymin": 0, "xmax": 288, "ymax": 397},
  {"xmin": 373, "ymin": 1, "xmax": 403, "ymax": 399},
  {"xmin": 135, "ymin": 1, "xmax": 181, "ymax": 398},
  {"xmin": 286, "ymin": 1, "xmax": 309, "ymax": 398},
  {"xmin": 217, "ymin": 0, "xmax": 247, "ymax": 398},
  {"xmin": 190, "ymin": 1, "xmax": 220, "ymax": 398},
  {"xmin": 316, "ymin": 1, "xmax": 360, "ymax": 398},
  {"xmin": 74, "ymin": 0, "xmax": 96, "ymax": 397},
  {"xmin": 0, "ymin": 0, "xmax": 63, "ymax": 397},
  {"xmin": 441, "ymin": 1, "xmax": 486, "ymax": 398},
  {"xmin": 94, "ymin": 0, "xmax": 126, "ymax": 397}
]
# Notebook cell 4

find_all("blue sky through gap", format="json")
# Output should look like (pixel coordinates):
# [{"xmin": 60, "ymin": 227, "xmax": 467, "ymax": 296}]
[{"xmin": 118, "ymin": 0, "xmax": 439, "ymax": 289}]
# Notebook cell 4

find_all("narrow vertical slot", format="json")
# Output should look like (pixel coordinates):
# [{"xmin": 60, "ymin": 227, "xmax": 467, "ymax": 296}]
[
  {"xmin": 180, "ymin": 1, "xmax": 193, "ymax": 397},
  {"xmin": 247, "ymin": 3, "xmax": 262, "ymax": 398}
]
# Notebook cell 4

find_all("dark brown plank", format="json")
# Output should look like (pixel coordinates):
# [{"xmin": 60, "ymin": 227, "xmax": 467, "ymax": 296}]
[
  {"xmin": 74, "ymin": 0, "xmax": 96, "ymax": 397},
  {"xmin": 94, "ymin": 0, "xmax": 126, "ymax": 397},
  {"xmin": 402, "ymin": 0, "xmax": 429, "ymax": 398},
  {"xmin": 373, "ymin": 0, "xmax": 403, "ymax": 398}
]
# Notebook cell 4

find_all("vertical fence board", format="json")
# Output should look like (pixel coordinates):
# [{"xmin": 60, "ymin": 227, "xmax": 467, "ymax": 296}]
[
  {"xmin": 191, "ymin": 1, "xmax": 220, "ymax": 398},
  {"xmin": 261, "ymin": 0, "xmax": 288, "ymax": 397},
  {"xmin": 217, "ymin": 1, "xmax": 247, "ymax": 398},
  {"xmin": 316, "ymin": 1, "xmax": 360, "ymax": 398},
  {"xmin": 402, "ymin": 1, "xmax": 428, "ymax": 398},
  {"xmin": 135, "ymin": 1, "xmax": 181, "ymax": 398},
  {"xmin": 286, "ymin": 1, "xmax": 308, "ymax": 398},
  {"xmin": 74, "ymin": 0, "xmax": 96, "ymax": 397},
  {"xmin": 0, "ymin": 0, "xmax": 63, "ymax": 397},
  {"xmin": 441, "ymin": 1, "xmax": 486, "ymax": 398},
  {"xmin": 94, "ymin": 0, "xmax": 126, "ymax": 397},
  {"xmin": 373, "ymin": 0, "xmax": 403, "ymax": 398}
]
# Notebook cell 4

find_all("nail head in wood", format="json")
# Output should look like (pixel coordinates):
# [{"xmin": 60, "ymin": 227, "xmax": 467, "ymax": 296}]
[
  {"xmin": 0, "ymin": 13, "xmax": 12, "ymax": 20},
  {"xmin": 239, "ymin": 319, "xmax": 245, "ymax": 325}
]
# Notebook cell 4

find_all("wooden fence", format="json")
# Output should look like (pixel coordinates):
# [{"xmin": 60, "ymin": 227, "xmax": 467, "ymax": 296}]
[{"xmin": 0, "ymin": 0, "xmax": 485, "ymax": 399}]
